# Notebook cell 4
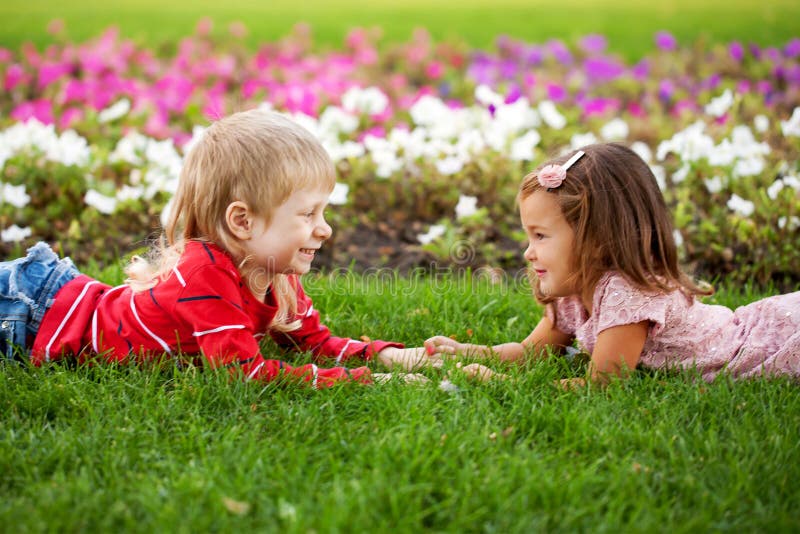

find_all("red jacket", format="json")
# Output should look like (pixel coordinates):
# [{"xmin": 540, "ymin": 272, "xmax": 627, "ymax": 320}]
[{"xmin": 31, "ymin": 241, "xmax": 402, "ymax": 387}]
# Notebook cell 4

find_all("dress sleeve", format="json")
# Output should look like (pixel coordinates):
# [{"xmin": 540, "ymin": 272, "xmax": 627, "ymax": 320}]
[
  {"xmin": 546, "ymin": 297, "xmax": 585, "ymax": 335},
  {"xmin": 176, "ymin": 266, "xmax": 372, "ymax": 388},
  {"xmin": 593, "ymin": 274, "xmax": 669, "ymax": 336},
  {"xmin": 269, "ymin": 277, "xmax": 404, "ymax": 363}
]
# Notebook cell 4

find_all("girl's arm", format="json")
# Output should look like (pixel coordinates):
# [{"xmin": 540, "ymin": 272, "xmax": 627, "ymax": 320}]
[
  {"xmin": 425, "ymin": 315, "xmax": 573, "ymax": 363},
  {"xmin": 563, "ymin": 320, "xmax": 648, "ymax": 388}
]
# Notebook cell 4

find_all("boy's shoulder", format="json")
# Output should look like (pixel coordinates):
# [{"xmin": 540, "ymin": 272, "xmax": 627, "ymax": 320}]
[{"xmin": 178, "ymin": 240, "xmax": 240, "ymax": 279}]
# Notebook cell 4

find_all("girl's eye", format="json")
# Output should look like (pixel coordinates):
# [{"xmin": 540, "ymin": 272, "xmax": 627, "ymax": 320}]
[{"xmin": 534, "ymin": 233, "xmax": 546, "ymax": 240}]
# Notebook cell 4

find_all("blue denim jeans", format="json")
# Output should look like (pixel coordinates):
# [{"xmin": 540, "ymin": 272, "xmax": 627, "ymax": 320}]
[{"xmin": 0, "ymin": 242, "xmax": 79, "ymax": 361}]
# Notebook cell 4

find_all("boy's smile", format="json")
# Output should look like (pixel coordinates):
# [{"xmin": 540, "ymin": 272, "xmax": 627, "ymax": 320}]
[{"xmin": 242, "ymin": 186, "xmax": 333, "ymax": 279}]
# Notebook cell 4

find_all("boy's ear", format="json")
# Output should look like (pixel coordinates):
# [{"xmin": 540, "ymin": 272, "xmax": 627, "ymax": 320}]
[{"xmin": 225, "ymin": 201, "xmax": 253, "ymax": 240}]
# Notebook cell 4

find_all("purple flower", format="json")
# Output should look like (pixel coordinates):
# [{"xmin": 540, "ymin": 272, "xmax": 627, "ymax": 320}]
[
  {"xmin": 786, "ymin": 38, "xmax": 800, "ymax": 58},
  {"xmin": 546, "ymin": 40, "xmax": 572, "ymax": 65},
  {"xmin": 658, "ymin": 79, "xmax": 675, "ymax": 101},
  {"xmin": 579, "ymin": 34, "xmax": 607, "ymax": 54},
  {"xmin": 525, "ymin": 46, "xmax": 543, "ymax": 66},
  {"xmin": 504, "ymin": 84, "xmax": 521, "ymax": 104},
  {"xmin": 632, "ymin": 60, "xmax": 649, "ymax": 81},
  {"xmin": 584, "ymin": 57, "xmax": 624, "ymax": 82},
  {"xmin": 547, "ymin": 83, "xmax": 566, "ymax": 102},
  {"xmin": 764, "ymin": 47, "xmax": 781, "ymax": 62},
  {"xmin": 655, "ymin": 31, "xmax": 677, "ymax": 51},
  {"xmin": 729, "ymin": 41, "xmax": 744, "ymax": 62}
]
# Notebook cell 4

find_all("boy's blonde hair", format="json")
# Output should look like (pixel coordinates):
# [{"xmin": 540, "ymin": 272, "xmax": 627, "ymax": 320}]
[
  {"xmin": 127, "ymin": 109, "xmax": 336, "ymax": 332},
  {"xmin": 519, "ymin": 142, "xmax": 712, "ymax": 306}
]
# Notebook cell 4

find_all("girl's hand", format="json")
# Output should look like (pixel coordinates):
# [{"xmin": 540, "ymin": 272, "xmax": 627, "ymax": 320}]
[
  {"xmin": 558, "ymin": 377, "xmax": 587, "ymax": 390},
  {"xmin": 453, "ymin": 362, "xmax": 507, "ymax": 382},
  {"xmin": 423, "ymin": 335, "xmax": 461, "ymax": 356},
  {"xmin": 373, "ymin": 372, "xmax": 430, "ymax": 384},
  {"xmin": 377, "ymin": 347, "xmax": 443, "ymax": 371}
]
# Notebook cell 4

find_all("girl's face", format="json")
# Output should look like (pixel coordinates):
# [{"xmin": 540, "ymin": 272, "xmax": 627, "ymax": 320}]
[
  {"xmin": 242, "ymin": 186, "xmax": 332, "ymax": 278},
  {"xmin": 520, "ymin": 190, "xmax": 578, "ymax": 299}
]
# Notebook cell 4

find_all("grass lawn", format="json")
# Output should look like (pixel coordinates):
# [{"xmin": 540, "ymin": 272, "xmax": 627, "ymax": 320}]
[
  {"xmin": 1, "ymin": 0, "xmax": 799, "ymax": 58},
  {"xmin": 2, "ymin": 268, "xmax": 799, "ymax": 531}
]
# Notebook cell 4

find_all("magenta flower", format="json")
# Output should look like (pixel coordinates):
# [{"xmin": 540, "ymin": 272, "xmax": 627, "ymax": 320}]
[
  {"xmin": 655, "ymin": 31, "xmax": 677, "ymax": 51},
  {"xmin": 786, "ymin": 38, "xmax": 800, "ymax": 58},
  {"xmin": 729, "ymin": 41, "xmax": 744, "ymax": 62},
  {"xmin": 579, "ymin": 34, "xmax": 607, "ymax": 55},
  {"xmin": 11, "ymin": 99, "xmax": 53, "ymax": 124}
]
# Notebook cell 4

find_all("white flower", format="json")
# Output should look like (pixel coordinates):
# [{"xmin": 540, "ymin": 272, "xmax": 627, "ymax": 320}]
[
  {"xmin": 600, "ymin": 118, "xmax": 629, "ymax": 140},
  {"xmin": 85, "ymin": 189, "xmax": 118, "ymax": 214},
  {"xmin": 409, "ymin": 95, "xmax": 451, "ymax": 128},
  {"xmin": 734, "ymin": 156, "xmax": 765, "ymax": 177},
  {"xmin": 782, "ymin": 173, "xmax": 800, "ymax": 190},
  {"xmin": 98, "ymin": 98, "xmax": 131, "ymax": 123},
  {"xmin": 319, "ymin": 106, "xmax": 358, "ymax": 135},
  {"xmin": 778, "ymin": 216, "xmax": 800, "ymax": 231},
  {"xmin": 704, "ymin": 89, "xmax": 734, "ymax": 117},
  {"xmin": 570, "ymin": 132, "xmax": 598, "ymax": 150},
  {"xmin": 160, "ymin": 197, "xmax": 174, "ymax": 227},
  {"xmin": 727, "ymin": 194, "xmax": 755, "ymax": 217},
  {"xmin": 650, "ymin": 165, "xmax": 667, "ymax": 190},
  {"xmin": 538, "ymin": 101, "xmax": 566, "ymax": 130},
  {"xmin": 110, "ymin": 132, "xmax": 149, "ymax": 165},
  {"xmin": 324, "ymin": 140, "xmax": 365, "ymax": 162},
  {"xmin": 631, "ymin": 142, "xmax": 653, "ymax": 163},
  {"xmin": 455, "ymin": 195, "xmax": 478, "ymax": 219},
  {"xmin": 1, "ymin": 224, "xmax": 32, "ymax": 243},
  {"xmin": 673, "ymin": 229, "xmax": 684, "ymax": 248},
  {"xmin": 182, "ymin": 126, "xmax": 207, "ymax": 156},
  {"xmin": 417, "ymin": 224, "xmax": 446, "ymax": 245},
  {"xmin": 767, "ymin": 179, "xmax": 784, "ymax": 200},
  {"xmin": 780, "ymin": 107, "xmax": 800, "ymax": 137},
  {"xmin": 341, "ymin": 86, "xmax": 389, "ymax": 116},
  {"xmin": 671, "ymin": 165, "xmax": 690, "ymax": 184},
  {"xmin": 436, "ymin": 156, "xmax": 464, "ymax": 176},
  {"xmin": 754, "ymin": 114, "xmax": 769, "ymax": 133},
  {"xmin": 509, "ymin": 129, "xmax": 541, "ymax": 161},
  {"xmin": 116, "ymin": 185, "xmax": 144, "ymax": 202},
  {"xmin": 704, "ymin": 176, "xmax": 724, "ymax": 194},
  {"xmin": 1, "ymin": 183, "xmax": 31, "ymax": 208},
  {"xmin": 328, "ymin": 182, "xmax": 349, "ymax": 205},
  {"xmin": 656, "ymin": 121, "xmax": 714, "ymax": 162},
  {"xmin": 475, "ymin": 85, "xmax": 504, "ymax": 108}
]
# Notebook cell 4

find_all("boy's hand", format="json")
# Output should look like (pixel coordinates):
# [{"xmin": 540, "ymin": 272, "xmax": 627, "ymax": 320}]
[
  {"xmin": 377, "ymin": 347, "xmax": 443, "ymax": 371},
  {"xmin": 373, "ymin": 372, "xmax": 430, "ymax": 384},
  {"xmin": 423, "ymin": 335, "xmax": 461, "ymax": 356}
]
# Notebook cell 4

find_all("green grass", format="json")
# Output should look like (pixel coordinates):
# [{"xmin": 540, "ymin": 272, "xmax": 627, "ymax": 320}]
[
  {"xmin": 2, "ymin": 268, "xmax": 799, "ymax": 532},
  {"xmin": 1, "ymin": 0, "xmax": 799, "ymax": 59}
]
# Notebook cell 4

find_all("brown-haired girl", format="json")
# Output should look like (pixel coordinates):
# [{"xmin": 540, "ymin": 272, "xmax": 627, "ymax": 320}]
[
  {"xmin": 0, "ymin": 109, "xmax": 425, "ymax": 387},
  {"xmin": 424, "ymin": 143, "xmax": 800, "ymax": 386}
]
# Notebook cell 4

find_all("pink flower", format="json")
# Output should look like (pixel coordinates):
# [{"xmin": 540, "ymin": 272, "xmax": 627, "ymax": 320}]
[{"xmin": 537, "ymin": 165, "xmax": 566, "ymax": 189}]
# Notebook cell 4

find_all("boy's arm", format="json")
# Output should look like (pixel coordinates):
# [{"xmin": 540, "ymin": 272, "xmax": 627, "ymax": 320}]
[{"xmin": 270, "ymin": 279, "xmax": 403, "ymax": 362}]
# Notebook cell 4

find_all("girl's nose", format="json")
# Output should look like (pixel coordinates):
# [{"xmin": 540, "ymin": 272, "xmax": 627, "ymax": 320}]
[{"xmin": 523, "ymin": 243, "xmax": 536, "ymax": 262}]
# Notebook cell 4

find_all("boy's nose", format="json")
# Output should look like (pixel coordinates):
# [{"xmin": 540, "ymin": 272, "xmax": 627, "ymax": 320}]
[{"xmin": 316, "ymin": 219, "xmax": 333, "ymax": 240}]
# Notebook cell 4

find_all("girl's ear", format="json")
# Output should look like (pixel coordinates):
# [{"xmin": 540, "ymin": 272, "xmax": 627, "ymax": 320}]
[{"xmin": 225, "ymin": 201, "xmax": 253, "ymax": 240}]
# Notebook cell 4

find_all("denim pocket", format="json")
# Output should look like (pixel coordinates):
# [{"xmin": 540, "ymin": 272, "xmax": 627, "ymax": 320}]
[{"xmin": 0, "ymin": 300, "xmax": 29, "ymax": 360}]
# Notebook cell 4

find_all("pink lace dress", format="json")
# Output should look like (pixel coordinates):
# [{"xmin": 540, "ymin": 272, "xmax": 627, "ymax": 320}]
[{"xmin": 548, "ymin": 271, "xmax": 800, "ymax": 381}]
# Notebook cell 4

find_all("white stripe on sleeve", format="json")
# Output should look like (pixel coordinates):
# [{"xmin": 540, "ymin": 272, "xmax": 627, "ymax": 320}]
[
  {"xmin": 130, "ymin": 293, "xmax": 172, "ymax": 354},
  {"xmin": 45, "ymin": 281, "xmax": 100, "ymax": 362},
  {"xmin": 172, "ymin": 266, "xmax": 186, "ymax": 287},
  {"xmin": 312, "ymin": 364, "xmax": 319, "ymax": 389},
  {"xmin": 192, "ymin": 324, "xmax": 246, "ymax": 337},
  {"xmin": 91, "ymin": 284, "xmax": 126, "ymax": 353},
  {"xmin": 335, "ymin": 339, "xmax": 354, "ymax": 364}
]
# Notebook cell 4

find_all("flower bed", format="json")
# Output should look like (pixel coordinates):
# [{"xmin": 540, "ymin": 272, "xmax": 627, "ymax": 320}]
[{"xmin": 1, "ymin": 23, "xmax": 799, "ymax": 285}]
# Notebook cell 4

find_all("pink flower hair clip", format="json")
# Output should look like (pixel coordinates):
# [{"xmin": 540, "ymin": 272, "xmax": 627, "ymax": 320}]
[{"xmin": 537, "ymin": 150, "xmax": 586, "ymax": 189}]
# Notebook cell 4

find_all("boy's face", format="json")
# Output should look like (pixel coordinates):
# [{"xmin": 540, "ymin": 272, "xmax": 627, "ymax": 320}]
[
  {"xmin": 243, "ymin": 186, "xmax": 332, "ymax": 278},
  {"xmin": 520, "ymin": 190, "xmax": 577, "ymax": 299}
]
